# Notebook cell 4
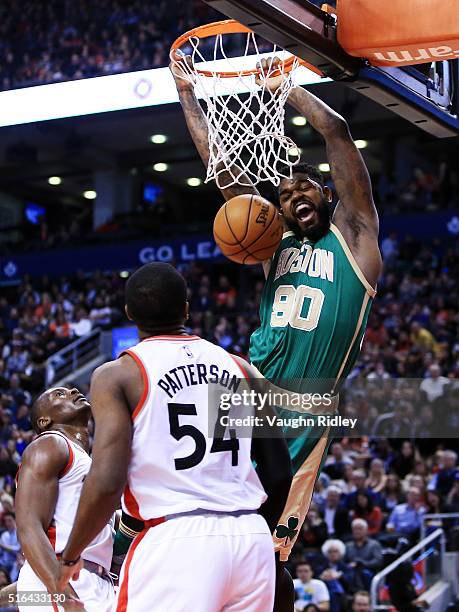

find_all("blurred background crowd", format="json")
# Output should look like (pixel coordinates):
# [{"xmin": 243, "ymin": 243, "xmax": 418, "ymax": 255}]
[
  {"xmin": 0, "ymin": 0, "xmax": 339, "ymax": 92},
  {"xmin": 0, "ymin": 0, "xmax": 220, "ymax": 90}
]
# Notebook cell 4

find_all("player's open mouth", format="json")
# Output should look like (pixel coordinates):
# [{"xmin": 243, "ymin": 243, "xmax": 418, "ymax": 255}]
[
  {"xmin": 74, "ymin": 394, "xmax": 88, "ymax": 404},
  {"xmin": 294, "ymin": 202, "xmax": 315, "ymax": 223}
]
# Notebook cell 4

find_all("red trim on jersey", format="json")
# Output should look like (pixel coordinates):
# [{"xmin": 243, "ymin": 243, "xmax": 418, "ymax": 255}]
[
  {"xmin": 123, "ymin": 484, "xmax": 144, "ymax": 521},
  {"xmin": 143, "ymin": 517, "xmax": 166, "ymax": 529},
  {"xmin": 116, "ymin": 527, "xmax": 149, "ymax": 612},
  {"xmin": 59, "ymin": 441, "xmax": 74, "ymax": 477},
  {"xmin": 229, "ymin": 355, "xmax": 250, "ymax": 379},
  {"xmin": 47, "ymin": 525, "xmax": 57, "ymax": 550},
  {"xmin": 35, "ymin": 431, "xmax": 75, "ymax": 478},
  {"xmin": 123, "ymin": 349, "xmax": 149, "ymax": 422}
]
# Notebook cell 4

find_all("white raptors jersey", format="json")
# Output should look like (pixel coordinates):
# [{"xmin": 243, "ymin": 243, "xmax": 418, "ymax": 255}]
[
  {"xmin": 35, "ymin": 431, "xmax": 113, "ymax": 572},
  {"xmin": 121, "ymin": 335, "xmax": 267, "ymax": 521}
]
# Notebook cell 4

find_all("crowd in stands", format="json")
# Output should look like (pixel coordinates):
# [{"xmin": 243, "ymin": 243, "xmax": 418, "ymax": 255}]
[
  {"xmin": 0, "ymin": 233, "xmax": 457, "ymax": 607},
  {"xmin": 0, "ymin": 0, "xmax": 336, "ymax": 91},
  {"xmin": 0, "ymin": 0, "xmax": 221, "ymax": 90}
]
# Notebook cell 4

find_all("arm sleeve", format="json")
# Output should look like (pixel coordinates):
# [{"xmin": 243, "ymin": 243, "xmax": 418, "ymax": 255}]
[{"xmin": 112, "ymin": 512, "xmax": 145, "ymax": 560}]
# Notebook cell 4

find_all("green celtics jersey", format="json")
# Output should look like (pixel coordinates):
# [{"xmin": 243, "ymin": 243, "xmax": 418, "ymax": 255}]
[{"xmin": 249, "ymin": 223, "xmax": 375, "ymax": 394}]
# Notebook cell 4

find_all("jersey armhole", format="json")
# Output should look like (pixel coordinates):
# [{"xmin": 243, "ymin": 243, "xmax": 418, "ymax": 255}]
[
  {"xmin": 120, "ymin": 349, "xmax": 149, "ymax": 422},
  {"xmin": 262, "ymin": 259, "xmax": 271, "ymax": 279},
  {"xmin": 262, "ymin": 231, "xmax": 294, "ymax": 279},
  {"xmin": 59, "ymin": 441, "xmax": 74, "ymax": 478},
  {"xmin": 330, "ymin": 223, "xmax": 377, "ymax": 297}
]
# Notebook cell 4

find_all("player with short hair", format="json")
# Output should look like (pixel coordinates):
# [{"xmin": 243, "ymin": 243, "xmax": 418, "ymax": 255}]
[
  {"xmin": 15, "ymin": 386, "xmax": 114, "ymax": 612},
  {"xmin": 172, "ymin": 54, "xmax": 381, "ymax": 610},
  {"xmin": 57, "ymin": 262, "xmax": 292, "ymax": 612}
]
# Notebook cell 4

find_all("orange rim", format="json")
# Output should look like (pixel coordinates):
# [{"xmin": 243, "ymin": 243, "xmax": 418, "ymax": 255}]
[{"xmin": 170, "ymin": 19, "xmax": 324, "ymax": 78}]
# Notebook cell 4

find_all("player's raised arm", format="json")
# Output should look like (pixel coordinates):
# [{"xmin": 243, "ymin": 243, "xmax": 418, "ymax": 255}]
[
  {"xmin": 58, "ymin": 360, "xmax": 133, "ymax": 587},
  {"xmin": 287, "ymin": 85, "xmax": 377, "ymax": 229},
  {"xmin": 170, "ymin": 57, "xmax": 260, "ymax": 202},
  {"xmin": 286, "ymin": 84, "xmax": 382, "ymax": 287},
  {"xmin": 15, "ymin": 436, "xmax": 73, "ymax": 594}
]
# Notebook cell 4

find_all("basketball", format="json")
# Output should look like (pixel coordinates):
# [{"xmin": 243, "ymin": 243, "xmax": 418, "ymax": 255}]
[{"xmin": 213, "ymin": 194, "xmax": 283, "ymax": 265}]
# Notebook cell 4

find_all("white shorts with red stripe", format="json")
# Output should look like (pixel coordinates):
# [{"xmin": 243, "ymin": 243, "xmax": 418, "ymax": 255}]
[
  {"xmin": 17, "ymin": 561, "xmax": 114, "ymax": 612},
  {"xmin": 115, "ymin": 511, "xmax": 275, "ymax": 612}
]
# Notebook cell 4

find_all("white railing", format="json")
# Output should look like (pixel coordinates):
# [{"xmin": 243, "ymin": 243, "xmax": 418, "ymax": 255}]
[
  {"xmin": 421, "ymin": 513, "xmax": 459, "ymax": 542},
  {"xmin": 370, "ymin": 528, "xmax": 446, "ymax": 611},
  {"xmin": 45, "ymin": 328, "xmax": 102, "ymax": 386}
]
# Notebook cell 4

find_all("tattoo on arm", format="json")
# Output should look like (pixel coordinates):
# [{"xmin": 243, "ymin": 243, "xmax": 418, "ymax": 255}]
[{"xmin": 177, "ymin": 89, "xmax": 259, "ymax": 201}]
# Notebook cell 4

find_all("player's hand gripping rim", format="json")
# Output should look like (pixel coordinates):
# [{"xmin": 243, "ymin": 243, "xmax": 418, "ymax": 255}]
[
  {"xmin": 169, "ymin": 50, "xmax": 197, "ymax": 93},
  {"xmin": 255, "ymin": 56, "xmax": 288, "ymax": 94}
]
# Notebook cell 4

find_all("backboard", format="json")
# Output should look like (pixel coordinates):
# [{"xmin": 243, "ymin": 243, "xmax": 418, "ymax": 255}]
[{"xmin": 204, "ymin": 0, "xmax": 459, "ymax": 137}]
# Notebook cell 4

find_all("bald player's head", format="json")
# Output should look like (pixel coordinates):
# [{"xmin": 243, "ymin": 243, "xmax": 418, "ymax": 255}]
[{"xmin": 31, "ymin": 387, "xmax": 91, "ymax": 434}]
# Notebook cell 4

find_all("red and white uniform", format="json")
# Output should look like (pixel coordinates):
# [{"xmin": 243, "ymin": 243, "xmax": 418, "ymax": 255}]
[
  {"xmin": 17, "ymin": 431, "xmax": 114, "ymax": 612},
  {"xmin": 116, "ymin": 335, "xmax": 275, "ymax": 612}
]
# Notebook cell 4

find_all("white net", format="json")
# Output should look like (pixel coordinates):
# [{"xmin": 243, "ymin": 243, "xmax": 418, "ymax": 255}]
[{"xmin": 171, "ymin": 28, "xmax": 303, "ymax": 189}]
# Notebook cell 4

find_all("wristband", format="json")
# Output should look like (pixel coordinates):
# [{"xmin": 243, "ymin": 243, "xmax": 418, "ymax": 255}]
[{"xmin": 60, "ymin": 556, "xmax": 81, "ymax": 567}]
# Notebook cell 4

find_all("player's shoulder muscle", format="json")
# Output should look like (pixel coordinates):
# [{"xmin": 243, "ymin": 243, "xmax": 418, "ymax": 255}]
[
  {"xmin": 21, "ymin": 435, "xmax": 69, "ymax": 479},
  {"xmin": 91, "ymin": 354, "xmax": 143, "ymax": 415},
  {"xmin": 92, "ymin": 355, "xmax": 139, "ymax": 387}
]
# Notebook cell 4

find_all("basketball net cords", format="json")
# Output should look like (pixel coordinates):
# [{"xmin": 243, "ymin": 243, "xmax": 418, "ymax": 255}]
[{"xmin": 172, "ymin": 32, "xmax": 301, "ymax": 188}]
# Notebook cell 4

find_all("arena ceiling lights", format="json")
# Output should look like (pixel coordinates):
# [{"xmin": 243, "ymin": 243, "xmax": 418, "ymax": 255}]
[{"xmin": 0, "ymin": 60, "xmax": 329, "ymax": 128}]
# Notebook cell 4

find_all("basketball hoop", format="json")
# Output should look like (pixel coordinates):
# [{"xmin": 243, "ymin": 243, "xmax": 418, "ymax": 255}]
[{"xmin": 170, "ymin": 20, "xmax": 324, "ymax": 189}]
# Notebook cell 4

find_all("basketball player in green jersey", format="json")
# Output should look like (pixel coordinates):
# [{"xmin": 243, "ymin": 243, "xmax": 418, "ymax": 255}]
[{"xmin": 171, "ymin": 56, "xmax": 381, "ymax": 610}]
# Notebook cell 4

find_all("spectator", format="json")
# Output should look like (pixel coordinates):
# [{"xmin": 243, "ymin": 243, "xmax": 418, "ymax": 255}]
[
  {"xmin": 429, "ymin": 450, "xmax": 458, "ymax": 496},
  {"xmin": 352, "ymin": 591, "xmax": 371, "ymax": 612},
  {"xmin": 47, "ymin": 310, "xmax": 72, "ymax": 351},
  {"xmin": 410, "ymin": 322, "xmax": 438, "ymax": 355},
  {"xmin": 420, "ymin": 363, "xmax": 450, "ymax": 402},
  {"xmin": 386, "ymin": 487, "xmax": 425, "ymax": 542},
  {"xmin": 423, "ymin": 490, "xmax": 445, "ymax": 534},
  {"xmin": 323, "ymin": 486, "xmax": 350, "ymax": 538},
  {"xmin": 380, "ymin": 473, "xmax": 405, "ymax": 514},
  {"xmin": 350, "ymin": 491, "xmax": 383, "ymax": 536},
  {"xmin": 300, "ymin": 504, "xmax": 329, "ymax": 551},
  {"xmin": 381, "ymin": 232, "xmax": 399, "ymax": 264},
  {"xmin": 89, "ymin": 296, "xmax": 113, "ymax": 328},
  {"xmin": 364, "ymin": 318, "xmax": 388, "ymax": 347},
  {"xmin": 293, "ymin": 562, "xmax": 330, "ymax": 612},
  {"xmin": 389, "ymin": 441, "xmax": 417, "ymax": 480},
  {"xmin": 365, "ymin": 458, "xmax": 387, "ymax": 493},
  {"xmin": 339, "ymin": 464, "xmax": 357, "ymax": 495},
  {"xmin": 0, "ymin": 449, "xmax": 18, "ymax": 481},
  {"xmin": 313, "ymin": 473, "xmax": 331, "ymax": 512},
  {"xmin": 323, "ymin": 443, "xmax": 353, "ymax": 480},
  {"xmin": 345, "ymin": 519, "xmax": 383, "ymax": 577},
  {"xmin": 0, "ymin": 513, "xmax": 20, "ymax": 573},
  {"xmin": 317, "ymin": 540, "xmax": 354, "ymax": 612},
  {"xmin": 344, "ymin": 470, "xmax": 380, "ymax": 511},
  {"xmin": 69, "ymin": 307, "xmax": 92, "ymax": 337}
]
